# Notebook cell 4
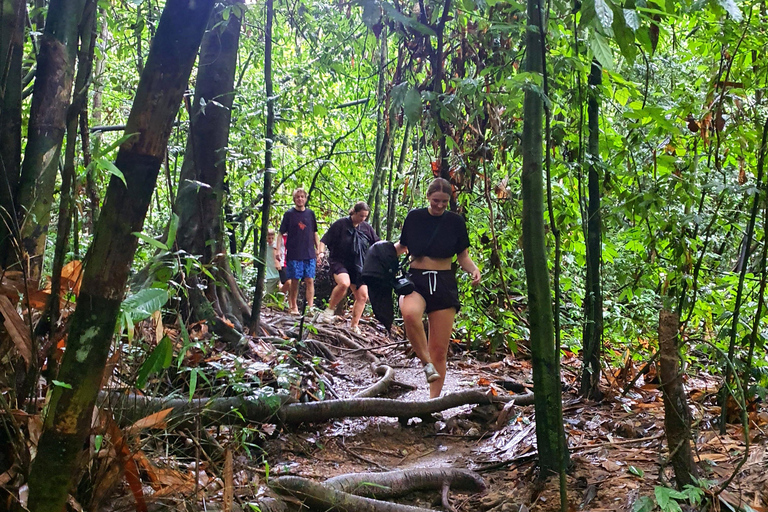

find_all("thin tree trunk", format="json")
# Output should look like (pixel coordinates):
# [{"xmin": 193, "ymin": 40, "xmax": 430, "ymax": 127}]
[
  {"xmin": 580, "ymin": 60, "xmax": 603, "ymax": 400},
  {"xmin": 251, "ymin": 0, "xmax": 274, "ymax": 332},
  {"xmin": 386, "ymin": 121, "xmax": 410, "ymax": 240},
  {"xmin": 0, "ymin": 0, "xmax": 25, "ymax": 257},
  {"xmin": 41, "ymin": 0, "xmax": 98, "ymax": 338},
  {"xmin": 658, "ymin": 309, "xmax": 698, "ymax": 487},
  {"xmin": 13, "ymin": 0, "xmax": 87, "ymax": 279},
  {"xmin": 369, "ymin": 26, "xmax": 389, "ymax": 234},
  {"xmin": 720, "ymin": 115, "xmax": 768, "ymax": 432},
  {"xmin": 85, "ymin": 7, "xmax": 109, "ymax": 231},
  {"xmin": 521, "ymin": 0, "xmax": 568, "ymax": 477},
  {"xmin": 429, "ymin": 0, "xmax": 451, "ymax": 187},
  {"xmin": 26, "ymin": 2, "xmax": 215, "ymax": 510}
]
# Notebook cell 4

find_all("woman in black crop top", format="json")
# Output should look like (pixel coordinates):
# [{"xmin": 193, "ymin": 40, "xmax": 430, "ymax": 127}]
[{"xmin": 394, "ymin": 178, "xmax": 481, "ymax": 398}]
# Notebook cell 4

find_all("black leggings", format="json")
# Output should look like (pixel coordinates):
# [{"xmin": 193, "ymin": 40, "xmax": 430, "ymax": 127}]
[{"xmin": 407, "ymin": 269, "xmax": 461, "ymax": 313}]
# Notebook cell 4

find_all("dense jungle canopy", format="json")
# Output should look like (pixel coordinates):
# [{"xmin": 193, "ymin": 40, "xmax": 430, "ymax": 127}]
[{"xmin": 1, "ymin": 0, "xmax": 768, "ymax": 509}]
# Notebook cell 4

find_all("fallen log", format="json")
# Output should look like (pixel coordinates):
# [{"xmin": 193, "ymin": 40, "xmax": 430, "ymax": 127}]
[
  {"xmin": 324, "ymin": 467, "xmax": 485, "ymax": 499},
  {"xmin": 277, "ymin": 389, "xmax": 534, "ymax": 424},
  {"xmin": 271, "ymin": 475, "xmax": 437, "ymax": 512},
  {"xmin": 101, "ymin": 389, "xmax": 534, "ymax": 428},
  {"xmin": 100, "ymin": 392, "xmax": 295, "ymax": 428}
]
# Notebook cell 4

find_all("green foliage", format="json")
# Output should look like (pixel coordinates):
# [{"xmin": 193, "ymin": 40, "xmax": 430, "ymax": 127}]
[{"xmin": 135, "ymin": 335, "xmax": 173, "ymax": 389}]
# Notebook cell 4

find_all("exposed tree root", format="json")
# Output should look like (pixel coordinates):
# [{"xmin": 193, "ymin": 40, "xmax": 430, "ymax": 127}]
[
  {"xmin": 323, "ymin": 468, "xmax": 486, "ymax": 499},
  {"xmin": 354, "ymin": 365, "xmax": 394, "ymax": 398},
  {"xmin": 102, "ymin": 389, "xmax": 534, "ymax": 428},
  {"xmin": 270, "ymin": 475, "xmax": 438, "ymax": 512}
]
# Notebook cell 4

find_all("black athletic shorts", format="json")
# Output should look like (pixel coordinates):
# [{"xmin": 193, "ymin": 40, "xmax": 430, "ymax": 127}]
[
  {"xmin": 329, "ymin": 259, "xmax": 364, "ymax": 287},
  {"xmin": 279, "ymin": 268, "xmax": 288, "ymax": 284},
  {"xmin": 407, "ymin": 269, "xmax": 460, "ymax": 313}
]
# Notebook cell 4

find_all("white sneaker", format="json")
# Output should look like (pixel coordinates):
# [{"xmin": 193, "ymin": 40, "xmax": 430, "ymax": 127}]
[
  {"xmin": 351, "ymin": 325, "xmax": 362, "ymax": 335},
  {"xmin": 318, "ymin": 308, "xmax": 335, "ymax": 324}
]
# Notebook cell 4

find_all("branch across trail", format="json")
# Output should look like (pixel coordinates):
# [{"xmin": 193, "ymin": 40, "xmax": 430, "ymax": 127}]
[
  {"xmin": 103, "ymin": 389, "xmax": 534, "ymax": 428},
  {"xmin": 278, "ymin": 389, "xmax": 534, "ymax": 424}
]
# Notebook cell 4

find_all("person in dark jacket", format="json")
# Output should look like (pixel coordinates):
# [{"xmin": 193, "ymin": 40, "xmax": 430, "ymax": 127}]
[
  {"xmin": 317, "ymin": 202, "xmax": 380, "ymax": 333},
  {"xmin": 395, "ymin": 178, "xmax": 481, "ymax": 398}
]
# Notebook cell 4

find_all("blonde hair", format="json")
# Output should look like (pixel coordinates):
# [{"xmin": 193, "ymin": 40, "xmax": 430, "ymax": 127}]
[{"xmin": 293, "ymin": 187, "xmax": 307, "ymax": 199}]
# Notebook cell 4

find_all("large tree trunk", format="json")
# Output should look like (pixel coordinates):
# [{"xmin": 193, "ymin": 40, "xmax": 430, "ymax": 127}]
[
  {"xmin": 580, "ymin": 60, "xmax": 603, "ymax": 400},
  {"xmin": 521, "ymin": 0, "xmax": 568, "ymax": 477},
  {"xmin": 175, "ymin": 1, "xmax": 241, "ymax": 262},
  {"xmin": 658, "ymin": 310, "xmax": 698, "ymax": 487},
  {"xmin": 251, "ymin": 0, "xmax": 275, "ymax": 332},
  {"xmin": 174, "ymin": 1, "xmax": 247, "ymax": 332},
  {"xmin": 25, "ymin": 1, "xmax": 215, "ymax": 510},
  {"xmin": 0, "ymin": 0, "xmax": 25, "ymax": 257},
  {"xmin": 12, "ymin": 0, "xmax": 87, "ymax": 279}
]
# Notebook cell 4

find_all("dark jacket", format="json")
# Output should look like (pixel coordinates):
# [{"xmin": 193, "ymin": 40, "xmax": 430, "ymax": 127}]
[{"xmin": 362, "ymin": 241, "xmax": 400, "ymax": 331}]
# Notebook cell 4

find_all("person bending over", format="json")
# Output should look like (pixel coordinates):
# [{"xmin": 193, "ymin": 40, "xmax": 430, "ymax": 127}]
[
  {"xmin": 277, "ymin": 188, "xmax": 321, "ymax": 315},
  {"xmin": 394, "ymin": 178, "xmax": 481, "ymax": 398},
  {"xmin": 318, "ymin": 202, "xmax": 380, "ymax": 334}
]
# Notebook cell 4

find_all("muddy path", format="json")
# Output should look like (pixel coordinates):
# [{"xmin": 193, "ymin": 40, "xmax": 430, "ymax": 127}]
[{"xmin": 104, "ymin": 311, "xmax": 768, "ymax": 512}]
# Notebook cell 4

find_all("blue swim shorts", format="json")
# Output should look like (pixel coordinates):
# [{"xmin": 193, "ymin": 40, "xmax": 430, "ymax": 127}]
[{"xmin": 285, "ymin": 259, "xmax": 316, "ymax": 280}]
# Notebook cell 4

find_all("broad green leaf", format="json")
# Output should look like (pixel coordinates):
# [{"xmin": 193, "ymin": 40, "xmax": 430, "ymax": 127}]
[
  {"xmin": 612, "ymin": 15, "xmax": 637, "ymax": 64},
  {"xmin": 97, "ymin": 158, "xmax": 127, "ymax": 186},
  {"xmin": 632, "ymin": 496, "xmax": 654, "ymax": 512},
  {"xmin": 595, "ymin": 0, "xmax": 614, "ymax": 30},
  {"xmin": 623, "ymin": 9, "xmax": 640, "ymax": 30},
  {"xmin": 313, "ymin": 104, "xmax": 328, "ymax": 117},
  {"xmin": 717, "ymin": 0, "xmax": 742, "ymax": 20},
  {"xmin": 136, "ymin": 336, "xmax": 173, "ymax": 389},
  {"xmin": 404, "ymin": 87, "xmax": 422, "ymax": 124},
  {"xmin": 579, "ymin": 0, "xmax": 597, "ymax": 28},
  {"xmin": 122, "ymin": 288, "xmax": 170, "ymax": 322},
  {"xmin": 628, "ymin": 465, "xmax": 644, "ymax": 477},
  {"xmin": 52, "ymin": 380, "xmax": 73, "ymax": 389},
  {"xmin": 167, "ymin": 213, "xmax": 179, "ymax": 248},
  {"xmin": 133, "ymin": 232, "xmax": 168, "ymax": 251},
  {"xmin": 94, "ymin": 132, "xmax": 139, "ymax": 158},
  {"xmin": 590, "ymin": 32, "xmax": 614, "ymax": 71}
]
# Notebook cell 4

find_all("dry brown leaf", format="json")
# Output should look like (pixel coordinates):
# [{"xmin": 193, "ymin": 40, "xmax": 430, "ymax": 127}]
[
  {"xmin": 105, "ymin": 416, "xmax": 148, "ymax": 512},
  {"xmin": 0, "ymin": 295, "xmax": 32, "ymax": 366},
  {"xmin": 127, "ymin": 408, "xmax": 173, "ymax": 435},
  {"xmin": 151, "ymin": 310, "xmax": 163, "ymax": 344},
  {"xmin": 60, "ymin": 260, "xmax": 83, "ymax": 295}
]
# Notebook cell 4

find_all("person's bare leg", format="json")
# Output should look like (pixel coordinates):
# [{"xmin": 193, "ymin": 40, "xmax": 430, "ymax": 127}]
[
  {"xmin": 288, "ymin": 279, "xmax": 300, "ymax": 314},
  {"xmin": 350, "ymin": 284, "xmax": 368, "ymax": 328},
  {"xmin": 328, "ymin": 273, "xmax": 351, "ymax": 311},
  {"xmin": 426, "ymin": 307, "xmax": 457, "ymax": 398},
  {"xmin": 305, "ymin": 277, "xmax": 315, "ymax": 311},
  {"xmin": 400, "ymin": 292, "xmax": 430, "ymax": 364}
]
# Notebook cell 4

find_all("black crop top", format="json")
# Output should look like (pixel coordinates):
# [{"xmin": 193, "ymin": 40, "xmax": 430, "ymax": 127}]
[{"xmin": 399, "ymin": 208, "xmax": 470, "ymax": 259}]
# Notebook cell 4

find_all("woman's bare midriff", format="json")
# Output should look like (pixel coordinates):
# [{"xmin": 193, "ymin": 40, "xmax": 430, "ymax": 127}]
[{"xmin": 409, "ymin": 255, "xmax": 452, "ymax": 271}]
